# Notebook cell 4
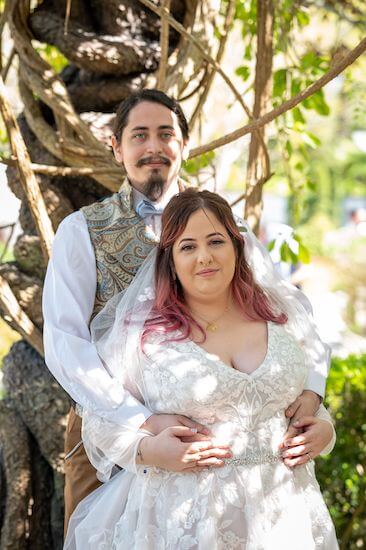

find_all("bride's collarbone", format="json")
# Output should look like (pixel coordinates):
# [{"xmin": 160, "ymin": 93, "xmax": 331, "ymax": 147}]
[{"xmin": 193, "ymin": 320, "xmax": 268, "ymax": 373}]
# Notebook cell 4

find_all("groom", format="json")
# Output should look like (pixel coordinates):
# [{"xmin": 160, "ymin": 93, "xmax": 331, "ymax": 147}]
[{"xmin": 43, "ymin": 89, "xmax": 327, "ymax": 532}]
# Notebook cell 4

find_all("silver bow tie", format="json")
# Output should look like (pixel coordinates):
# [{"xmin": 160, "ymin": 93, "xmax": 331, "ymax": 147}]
[{"xmin": 136, "ymin": 199, "xmax": 164, "ymax": 219}]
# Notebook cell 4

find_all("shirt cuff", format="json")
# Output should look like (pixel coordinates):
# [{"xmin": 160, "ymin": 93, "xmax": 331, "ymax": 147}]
[{"xmin": 304, "ymin": 370, "xmax": 326, "ymax": 399}]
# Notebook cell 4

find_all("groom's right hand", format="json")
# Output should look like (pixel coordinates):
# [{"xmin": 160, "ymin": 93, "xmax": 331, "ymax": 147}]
[
  {"xmin": 141, "ymin": 413, "xmax": 210, "ymax": 438},
  {"xmin": 139, "ymin": 426, "xmax": 232, "ymax": 472}
]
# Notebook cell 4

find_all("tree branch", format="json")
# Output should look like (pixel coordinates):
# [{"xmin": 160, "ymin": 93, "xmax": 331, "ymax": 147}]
[
  {"xmin": 29, "ymin": 10, "xmax": 159, "ymax": 75},
  {"xmin": 0, "ymin": 275, "xmax": 44, "ymax": 356},
  {"xmin": 189, "ymin": 0, "xmax": 236, "ymax": 130},
  {"xmin": 189, "ymin": 36, "xmax": 366, "ymax": 158},
  {"xmin": 157, "ymin": 0, "xmax": 171, "ymax": 91},
  {"xmin": 0, "ymin": 75, "xmax": 54, "ymax": 262},
  {"xmin": 0, "ymin": 155, "xmax": 121, "ymax": 176},
  {"xmin": 1, "ymin": 45, "xmax": 15, "ymax": 81},
  {"xmin": 138, "ymin": 0, "xmax": 254, "ymax": 121},
  {"xmin": 244, "ymin": 0, "xmax": 274, "ymax": 233}
]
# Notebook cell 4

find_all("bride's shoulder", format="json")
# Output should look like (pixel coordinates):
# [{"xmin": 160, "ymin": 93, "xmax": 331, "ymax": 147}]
[{"xmin": 142, "ymin": 330, "xmax": 188, "ymax": 360}]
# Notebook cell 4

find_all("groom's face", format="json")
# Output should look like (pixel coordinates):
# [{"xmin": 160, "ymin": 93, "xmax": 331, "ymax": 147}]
[{"xmin": 112, "ymin": 101, "xmax": 188, "ymax": 201}]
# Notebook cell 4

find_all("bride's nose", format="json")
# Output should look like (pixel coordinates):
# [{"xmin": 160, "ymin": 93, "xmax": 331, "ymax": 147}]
[{"xmin": 197, "ymin": 247, "xmax": 213, "ymax": 266}]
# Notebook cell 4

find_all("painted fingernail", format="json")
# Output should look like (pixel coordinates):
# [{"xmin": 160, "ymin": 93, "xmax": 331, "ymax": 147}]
[{"xmin": 190, "ymin": 428, "xmax": 198, "ymax": 433}]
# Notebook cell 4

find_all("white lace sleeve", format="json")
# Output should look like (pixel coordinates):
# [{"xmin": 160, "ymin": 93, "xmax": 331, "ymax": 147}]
[
  {"xmin": 81, "ymin": 410, "xmax": 152, "ymax": 481},
  {"xmin": 81, "ymin": 373, "xmax": 153, "ymax": 482},
  {"xmin": 316, "ymin": 404, "xmax": 336, "ymax": 456}
]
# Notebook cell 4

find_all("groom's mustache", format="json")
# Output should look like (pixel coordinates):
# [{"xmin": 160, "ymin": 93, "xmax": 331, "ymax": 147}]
[{"xmin": 136, "ymin": 156, "xmax": 171, "ymax": 167}]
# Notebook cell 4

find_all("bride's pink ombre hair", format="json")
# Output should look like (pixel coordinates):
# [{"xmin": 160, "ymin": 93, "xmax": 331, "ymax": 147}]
[{"xmin": 144, "ymin": 189, "xmax": 287, "ymax": 343}]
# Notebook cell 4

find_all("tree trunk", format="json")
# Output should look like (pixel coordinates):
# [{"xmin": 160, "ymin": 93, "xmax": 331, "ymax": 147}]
[{"xmin": 244, "ymin": 0, "xmax": 274, "ymax": 235}]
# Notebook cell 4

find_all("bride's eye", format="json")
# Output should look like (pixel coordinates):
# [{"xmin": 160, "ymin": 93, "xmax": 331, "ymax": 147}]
[{"xmin": 180, "ymin": 244, "xmax": 195, "ymax": 251}]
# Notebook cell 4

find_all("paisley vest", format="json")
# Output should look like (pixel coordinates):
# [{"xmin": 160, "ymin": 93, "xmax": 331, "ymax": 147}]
[{"xmin": 81, "ymin": 180, "xmax": 158, "ymax": 318}]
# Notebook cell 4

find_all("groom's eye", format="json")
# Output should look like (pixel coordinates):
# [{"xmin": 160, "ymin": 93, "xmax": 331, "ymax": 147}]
[{"xmin": 132, "ymin": 133, "xmax": 146, "ymax": 140}]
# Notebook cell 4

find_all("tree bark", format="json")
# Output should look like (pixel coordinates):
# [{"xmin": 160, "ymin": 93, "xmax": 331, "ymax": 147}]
[{"xmin": 244, "ymin": 0, "xmax": 274, "ymax": 235}]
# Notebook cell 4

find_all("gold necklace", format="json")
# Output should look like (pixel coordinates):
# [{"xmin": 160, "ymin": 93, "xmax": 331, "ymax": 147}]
[{"xmin": 190, "ymin": 304, "xmax": 230, "ymax": 332}]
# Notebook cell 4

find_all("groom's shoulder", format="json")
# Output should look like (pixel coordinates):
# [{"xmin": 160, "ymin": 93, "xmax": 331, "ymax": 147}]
[{"xmin": 80, "ymin": 192, "xmax": 121, "ymax": 218}]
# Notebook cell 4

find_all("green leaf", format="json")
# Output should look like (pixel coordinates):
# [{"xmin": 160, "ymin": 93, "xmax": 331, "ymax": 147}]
[
  {"xmin": 306, "ymin": 180, "xmax": 317, "ymax": 191},
  {"xmin": 302, "ymin": 90, "xmax": 330, "ymax": 116},
  {"xmin": 298, "ymin": 242, "xmax": 311, "ymax": 263},
  {"xmin": 280, "ymin": 242, "xmax": 291, "ymax": 262},
  {"xmin": 285, "ymin": 140, "xmax": 293, "ymax": 157},
  {"xmin": 273, "ymin": 69, "xmax": 287, "ymax": 98},
  {"xmin": 235, "ymin": 65, "xmax": 250, "ymax": 81},
  {"xmin": 291, "ymin": 77, "xmax": 301, "ymax": 97},
  {"xmin": 244, "ymin": 44, "xmax": 252, "ymax": 61},
  {"xmin": 292, "ymin": 107, "xmax": 305, "ymax": 125},
  {"xmin": 301, "ymin": 51, "xmax": 318, "ymax": 70},
  {"xmin": 302, "ymin": 131, "xmax": 321, "ymax": 149},
  {"xmin": 267, "ymin": 239, "xmax": 276, "ymax": 252},
  {"xmin": 183, "ymin": 151, "xmax": 215, "ymax": 174},
  {"xmin": 296, "ymin": 10, "xmax": 310, "ymax": 27}
]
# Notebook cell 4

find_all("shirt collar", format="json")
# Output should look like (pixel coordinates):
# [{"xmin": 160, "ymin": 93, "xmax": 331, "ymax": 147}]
[
  {"xmin": 118, "ymin": 177, "xmax": 189, "ymax": 214},
  {"xmin": 132, "ymin": 181, "xmax": 180, "ymax": 213}
]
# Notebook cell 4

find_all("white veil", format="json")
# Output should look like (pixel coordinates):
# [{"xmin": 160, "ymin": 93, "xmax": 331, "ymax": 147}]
[{"xmin": 81, "ymin": 217, "xmax": 329, "ymax": 481}]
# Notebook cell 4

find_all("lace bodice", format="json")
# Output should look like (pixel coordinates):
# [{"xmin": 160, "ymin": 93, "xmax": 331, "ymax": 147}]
[{"xmin": 143, "ymin": 322, "xmax": 308, "ymax": 456}]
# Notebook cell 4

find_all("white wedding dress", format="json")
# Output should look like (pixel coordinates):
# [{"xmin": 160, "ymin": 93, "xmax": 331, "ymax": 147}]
[{"xmin": 65, "ymin": 321, "xmax": 338, "ymax": 549}]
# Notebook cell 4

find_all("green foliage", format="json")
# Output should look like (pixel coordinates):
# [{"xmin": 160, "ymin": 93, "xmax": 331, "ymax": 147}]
[
  {"xmin": 297, "ymin": 213, "xmax": 336, "ymax": 256},
  {"xmin": 183, "ymin": 151, "xmax": 215, "ymax": 175},
  {"xmin": 34, "ymin": 43, "xmax": 68, "ymax": 73},
  {"xmin": 267, "ymin": 231, "xmax": 311, "ymax": 266},
  {"xmin": 317, "ymin": 354, "xmax": 366, "ymax": 548},
  {"xmin": 0, "ymin": 318, "xmax": 19, "ymax": 370},
  {"xmin": 0, "ymin": 242, "xmax": 14, "ymax": 263}
]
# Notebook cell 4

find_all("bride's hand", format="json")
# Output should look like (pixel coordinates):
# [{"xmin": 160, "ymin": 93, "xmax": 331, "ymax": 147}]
[
  {"xmin": 280, "ymin": 416, "xmax": 333, "ymax": 468},
  {"xmin": 141, "ymin": 413, "xmax": 210, "ymax": 437},
  {"xmin": 139, "ymin": 426, "xmax": 232, "ymax": 472}
]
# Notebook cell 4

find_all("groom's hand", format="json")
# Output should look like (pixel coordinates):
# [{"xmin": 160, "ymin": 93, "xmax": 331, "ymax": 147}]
[
  {"xmin": 141, "ymin": 413, "xmax": 210, "ymax": 438},
  {"xmin": 281, "ymin": 390, "xmax": 321, "ymax": 443}
]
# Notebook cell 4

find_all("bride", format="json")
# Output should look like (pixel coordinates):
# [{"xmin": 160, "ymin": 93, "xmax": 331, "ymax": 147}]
[{"xmin": 65, "ymin": 189, "xmax": 338, "ymax": 549}]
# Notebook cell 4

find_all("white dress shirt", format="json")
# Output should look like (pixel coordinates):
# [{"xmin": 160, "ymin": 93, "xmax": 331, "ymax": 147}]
[
  {"xmin": 43, "ymin": 181, "xmax": 327, "ymax": 434},
  {"xmin": 43, "ymin": 182, "xmax": 179, "ymax": 430}
]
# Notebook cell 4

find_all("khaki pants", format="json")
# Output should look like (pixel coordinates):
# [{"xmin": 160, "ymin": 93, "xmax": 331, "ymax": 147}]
[{"xmin": 64, "ymin": 407, "xmax": 102, "ymax": 536}]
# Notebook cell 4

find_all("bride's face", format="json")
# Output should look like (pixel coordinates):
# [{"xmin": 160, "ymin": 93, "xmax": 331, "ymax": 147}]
[{"xmin": 172, "ymin": 208, "xmax": 236, "ymax": 302}]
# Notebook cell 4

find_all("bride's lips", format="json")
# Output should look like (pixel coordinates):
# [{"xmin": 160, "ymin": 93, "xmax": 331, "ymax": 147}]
[{"xmin": 196, "ymin": 268, "xmax": 219, "ymax": 277}]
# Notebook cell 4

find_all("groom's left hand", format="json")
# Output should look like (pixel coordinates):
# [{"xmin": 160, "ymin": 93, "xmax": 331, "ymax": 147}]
[{"xmin": 282, "ymin": 390, "xmax": 321, "ymax": 443}]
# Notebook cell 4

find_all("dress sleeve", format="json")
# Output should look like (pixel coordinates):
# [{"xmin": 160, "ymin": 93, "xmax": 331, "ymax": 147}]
[
  {"xmin": 298, "ymin": 294, "xmax": 330, "ymax": 399},
  {"xmin": 315, "ymin": 404, "xmax": 336, "ymax": 455},
  {"xmin": 42, "ymin": 212, "xmax": 152, "ymax": 429},
  {"xmin": 81, "ymin": 373, "xmax": 153, "ymax": 481}
]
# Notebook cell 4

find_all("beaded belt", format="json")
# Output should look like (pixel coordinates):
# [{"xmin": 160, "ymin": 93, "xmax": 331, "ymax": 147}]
[{"xmin": 224, "ymin": 450, "xmax": 282, "ymax": 467}]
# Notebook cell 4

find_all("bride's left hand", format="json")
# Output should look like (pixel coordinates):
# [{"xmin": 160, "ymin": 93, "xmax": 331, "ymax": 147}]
[{"xmin": 279, "ymin": 416, "xmax": 333, "ymax": 468}]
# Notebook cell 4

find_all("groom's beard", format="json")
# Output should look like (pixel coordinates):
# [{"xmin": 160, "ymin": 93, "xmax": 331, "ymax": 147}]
[
  {"xmin": 135, "ymin": 155, "xmax": 171, "ymax": 201},
  {"xmin": 141, "ymin": 171, "xmax": 166, "ymax": 201}
]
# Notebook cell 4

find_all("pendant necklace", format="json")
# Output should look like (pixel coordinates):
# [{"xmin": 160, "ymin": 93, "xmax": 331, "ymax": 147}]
[{"xmin": 190, "ymin": 304, "xmax": 230, "ymax": 332}]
